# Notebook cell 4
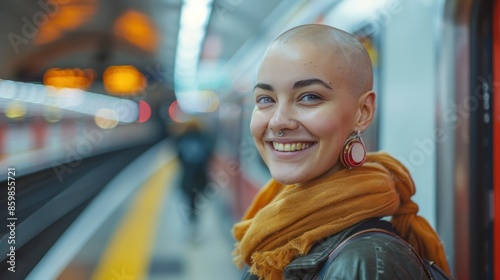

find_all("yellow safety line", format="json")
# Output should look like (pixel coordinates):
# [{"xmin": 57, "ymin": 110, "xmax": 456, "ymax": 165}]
[{"xmin": 91, "ymin": 160, "xmax": 178, "ymax": 280}]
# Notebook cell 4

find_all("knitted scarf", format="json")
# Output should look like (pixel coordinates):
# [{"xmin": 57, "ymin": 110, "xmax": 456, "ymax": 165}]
[{"xmin": 232, "ymin": 152, "xmax": 450, "ymax": 279}]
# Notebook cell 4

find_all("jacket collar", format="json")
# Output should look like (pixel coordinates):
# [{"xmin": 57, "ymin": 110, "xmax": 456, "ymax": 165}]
[
  {"xmin": 282, "ymin": 225, "xmax": 355, "ymax": 277},
  {"xmin": 240, "ymin": 220, "xmax": 372, "ymax": 279}
]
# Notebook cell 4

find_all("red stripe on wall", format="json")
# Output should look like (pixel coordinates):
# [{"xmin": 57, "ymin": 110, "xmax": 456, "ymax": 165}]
[
  {"xmin": 210, "ymin": 155, "xmax": 261, "ymax": 219},
  {"xmin": 493, "ymin": 1, "xmax": 500, "ymax": 278}
]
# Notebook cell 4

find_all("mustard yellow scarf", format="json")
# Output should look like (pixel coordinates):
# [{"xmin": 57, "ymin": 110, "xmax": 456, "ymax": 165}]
[{"xmin": 232, "ymin": 152, "xmax": 450, "ymax": 279}]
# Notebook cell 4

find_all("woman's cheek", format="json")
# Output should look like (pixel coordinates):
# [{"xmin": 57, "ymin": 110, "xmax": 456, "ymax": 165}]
[
  {"xmin": 251, "ymin": 108, "xmax": 269, "ymax": 132},
  {"xmin": 249, "ymin": 116, "xmax": 259, "ymax": 139}
]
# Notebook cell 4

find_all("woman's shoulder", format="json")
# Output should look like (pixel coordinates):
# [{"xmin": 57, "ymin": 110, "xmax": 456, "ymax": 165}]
[
  {"xmin": 241, "ymin": 221, "xmax": 431, "ymax": 280},
  {"xmin": 320, "ymin": 232, "xmax": 430, "ymax": 279},
  {"xmin": 280, "ymin": 226, "xmax": 360, "ymax": 279}
]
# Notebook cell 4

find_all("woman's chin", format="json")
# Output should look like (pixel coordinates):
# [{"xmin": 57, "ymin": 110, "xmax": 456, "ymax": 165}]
[
  {"xmin": 269, "ymin": 164, "xmax": 343, "ymax": 186},
  {"xmin": 270, "ymin": 172, "xmax": 302, "ymax": 185}
]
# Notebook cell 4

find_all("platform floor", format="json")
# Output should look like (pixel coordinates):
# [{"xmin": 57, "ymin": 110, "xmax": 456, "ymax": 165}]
[{"xmin": 25, "ymin": 142, "xmax": 244, "ymax": 280}]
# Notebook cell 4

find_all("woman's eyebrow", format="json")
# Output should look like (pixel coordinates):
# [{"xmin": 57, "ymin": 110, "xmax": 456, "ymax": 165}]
[
  {"xmin": 253, "ymin": 83, "xmax": 274, "ymax": 91},
  {"xmin": 293, "ymin": 78, "xmax": 332, "ymax": 90}
]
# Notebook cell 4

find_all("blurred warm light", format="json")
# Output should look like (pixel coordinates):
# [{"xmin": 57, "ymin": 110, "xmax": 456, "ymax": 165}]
[
  {"xmin": 138, "ymin": 100, "xmax": 151, "ymax": 123},
  {"xmin": 35, "ymin": 0, "xmax": 98, "ymax": 45},
  {"xmin": 94, "ymin": 108, "xmax": 119, "ymax": 129},
  {"xmin": 103, "ymin": 65, "xmax": 147, "ymax": 95},
  {"xmin": 113, "ymin": 10, "xmax": 159, "ymax": 52},
  {"xmin": 43, "ymin": 68, "xmax": 95, "ymax": 90},
  {"xmin": 43, "ymin": 106, "xmax": 63, "ymax": 123},
  {"xmin": 5, "ymin": 101, "xmax": 27, "ymax": 119},
  {"xmin": 168, "ymin": 101, "xmax": 190, "ymax": 123}
]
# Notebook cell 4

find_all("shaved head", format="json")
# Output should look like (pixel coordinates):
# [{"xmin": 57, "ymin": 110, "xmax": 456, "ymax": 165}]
[{"xmin": 269, "ymin": 24, "xmax": 373, "ymax": 94}]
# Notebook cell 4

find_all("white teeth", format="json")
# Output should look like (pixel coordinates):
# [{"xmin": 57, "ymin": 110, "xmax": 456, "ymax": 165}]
[
  {"xmin": 272, "ymin": 142, "xmax": 311, "ymax": 152},
  {"xmin": 284, "ymin": 144, "xmax": 291, "ymax": 151}
]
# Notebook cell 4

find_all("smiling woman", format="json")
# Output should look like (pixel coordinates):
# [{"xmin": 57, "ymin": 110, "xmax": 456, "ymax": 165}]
[
  {"xmin": 249, "ymin": 32, "xmax": 373, "ymax": 185},
  {"xmin": 232, "ymin": 24, "xmax": 451, "ymax": 280}
]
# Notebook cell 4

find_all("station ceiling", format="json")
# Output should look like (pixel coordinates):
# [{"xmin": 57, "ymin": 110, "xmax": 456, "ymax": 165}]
[{"xmin": 0, "ymin": 0, "xmax": 285, "ymax": 98}]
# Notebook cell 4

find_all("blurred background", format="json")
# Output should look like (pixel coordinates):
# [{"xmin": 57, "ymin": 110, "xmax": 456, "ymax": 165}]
[{"xmin": 0, "ymin": 0, "xmax": 498, "ymax": 279}]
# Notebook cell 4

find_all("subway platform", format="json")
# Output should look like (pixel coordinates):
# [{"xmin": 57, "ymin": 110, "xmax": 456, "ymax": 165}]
[{"xmin": 14, "ymin": 140, "xmax": 243, "ymax": 280}]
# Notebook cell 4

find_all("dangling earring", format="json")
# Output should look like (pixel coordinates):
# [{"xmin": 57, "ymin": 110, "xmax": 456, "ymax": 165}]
[{"xmin": 340, "ymin": 130, "xmax": 366, "ymax": 169}]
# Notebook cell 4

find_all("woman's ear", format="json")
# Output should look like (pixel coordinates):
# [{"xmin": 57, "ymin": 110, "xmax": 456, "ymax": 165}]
[{"xmin": 355, "ymin": 90, "xmax": 376, "ymax": 131}]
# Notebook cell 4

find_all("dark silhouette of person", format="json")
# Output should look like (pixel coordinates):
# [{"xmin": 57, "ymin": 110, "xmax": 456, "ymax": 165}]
[{"xmin": 176, "ymin": 119, "xmax": 213, "ymax": 226}]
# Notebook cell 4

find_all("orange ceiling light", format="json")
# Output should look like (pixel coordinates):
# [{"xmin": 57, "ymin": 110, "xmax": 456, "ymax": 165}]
[
  {"xmin": 43, "ymin": 68, "xmax": 95, "ymax": 89},
  {"xmin": 103, "ymin": 65, "xmax": 147, "ymax": 95},
  {"xmin": 113, "ymin": 10, "xmax": 159, "ymax": 52},
  {"xmin": 35, "ymin": 0, "xmax": 97, "ymax": 45}
]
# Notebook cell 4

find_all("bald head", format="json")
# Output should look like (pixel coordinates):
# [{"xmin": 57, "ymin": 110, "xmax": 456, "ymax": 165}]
[{"xmin": 269, "ymin": 24, "xmax": 373, "ymax": 94}]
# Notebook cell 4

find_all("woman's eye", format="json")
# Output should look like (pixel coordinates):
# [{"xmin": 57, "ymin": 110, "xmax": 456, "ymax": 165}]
[
  {"xmin": 256, "ymin": 96, "xmax": 274, "ymax": 104},
  {"xmin": 299, "ymin": 93, "xmax": 321, "ymax": 102}
]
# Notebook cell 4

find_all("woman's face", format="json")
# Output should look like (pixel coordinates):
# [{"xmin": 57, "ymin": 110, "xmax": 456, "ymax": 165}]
[{"xmin": 250, "ymin": 42, "xmax": 361, "ymax": 185}]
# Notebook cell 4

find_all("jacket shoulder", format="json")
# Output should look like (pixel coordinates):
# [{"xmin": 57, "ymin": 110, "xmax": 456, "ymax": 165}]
[{"xmin": 321, "ymin": 232, "xmax": 430, "ymax": 280}]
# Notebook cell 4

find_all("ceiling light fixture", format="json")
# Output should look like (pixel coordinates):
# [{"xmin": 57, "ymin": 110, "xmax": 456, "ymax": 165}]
[{"xmin": 174, "ymin": 0, "xmax": 214, "ymax": 114}]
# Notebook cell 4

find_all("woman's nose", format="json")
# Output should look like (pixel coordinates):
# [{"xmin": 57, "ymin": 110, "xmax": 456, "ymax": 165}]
[{"xmin": 268, "ymin": 105, "xmax": 298, "ymax": 132}]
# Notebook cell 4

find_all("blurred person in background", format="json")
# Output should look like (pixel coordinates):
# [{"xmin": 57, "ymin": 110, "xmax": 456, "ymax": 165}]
[
  {"xmin": 232, "ymin": 24, "xmax": 451, "ymax": 279},
  {"xmin": 175, "ymin": 118, "xmax": 213, "ymax": 234}
]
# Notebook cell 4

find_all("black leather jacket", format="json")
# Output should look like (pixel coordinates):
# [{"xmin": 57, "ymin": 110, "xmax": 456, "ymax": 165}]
[{"xmin": 240, "ymin": 221, "xmax": 430, "ymax": 280}]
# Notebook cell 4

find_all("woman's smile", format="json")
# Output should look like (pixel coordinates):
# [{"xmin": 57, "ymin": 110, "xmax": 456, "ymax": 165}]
[{"xmin": 270, "ymin": 141, "xmax": 315, "ymax": 152}]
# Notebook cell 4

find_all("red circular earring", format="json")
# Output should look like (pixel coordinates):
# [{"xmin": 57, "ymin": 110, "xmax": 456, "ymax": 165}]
[{"xmin": 340, "ymin": 130, "xmax": 366, "ymax": 169}]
